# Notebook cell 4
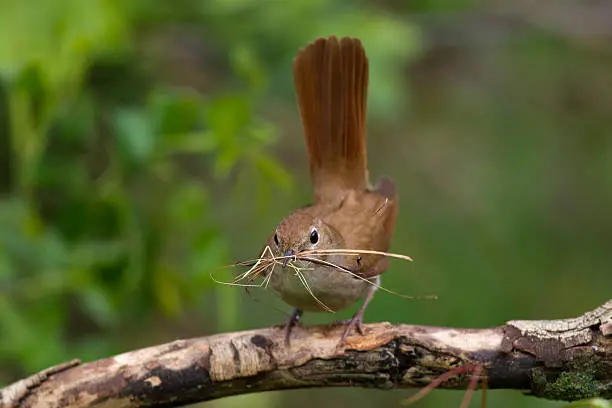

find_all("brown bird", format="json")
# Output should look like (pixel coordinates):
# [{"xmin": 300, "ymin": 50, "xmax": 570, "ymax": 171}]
[{"xmin": 261, "ymin": 36, "xmax": 399, "ymax": 346}]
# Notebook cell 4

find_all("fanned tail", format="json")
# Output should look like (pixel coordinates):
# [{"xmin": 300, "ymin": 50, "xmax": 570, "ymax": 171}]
[{"xmin": 292, "ymin": 36, "xmax": 369, "ymax": 203}]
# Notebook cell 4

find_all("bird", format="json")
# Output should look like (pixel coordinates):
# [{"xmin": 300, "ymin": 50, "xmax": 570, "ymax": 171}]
[{"xmin": 259, "ymin": 35, "xmax": 399, "ymax": 346}]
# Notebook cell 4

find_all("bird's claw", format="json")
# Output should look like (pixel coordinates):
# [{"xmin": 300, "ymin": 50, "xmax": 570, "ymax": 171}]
[
  {"xmin": 277, "ymin": 308, "xmax": 303, "ymax": 347},
  {"xmin": 338, "ymin": 312, "xmax": 366, "ymax": 347}
]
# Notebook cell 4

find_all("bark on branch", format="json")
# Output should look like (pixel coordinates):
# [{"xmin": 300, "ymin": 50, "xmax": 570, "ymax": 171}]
[{"xmin": 2, "ymin": 300, "xmax": 611, "ymax": 408}]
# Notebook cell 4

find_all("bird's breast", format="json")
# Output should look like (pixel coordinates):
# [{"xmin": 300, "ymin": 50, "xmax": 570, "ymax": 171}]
[{"xmin": 268, "ymin": 260, "xmax": 372, "ymax": 312}]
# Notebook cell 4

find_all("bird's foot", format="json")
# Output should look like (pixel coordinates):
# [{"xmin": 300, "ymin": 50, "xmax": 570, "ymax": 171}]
[
  {"xmin": 274, "ymin": 308, "xmax": 303, "ymax": 347},
  {"xmin": 337, "ymin": 311, "xmax": 366, "ymax": 347}
]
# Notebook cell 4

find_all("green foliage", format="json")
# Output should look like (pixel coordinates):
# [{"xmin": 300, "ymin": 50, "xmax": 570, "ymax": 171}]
[
  {"xmin": 0, "ymin": 0, "xmax": 414, "ymax": 381},
  {"xmin": 0, "ymin": 0, "xmax": 289, "ymax": 375}
]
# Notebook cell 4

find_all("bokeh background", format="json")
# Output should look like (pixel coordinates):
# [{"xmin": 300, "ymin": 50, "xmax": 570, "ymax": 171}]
[{"xmin": 1, "ymin": 1, "xmax": 611, "ymax": 407}]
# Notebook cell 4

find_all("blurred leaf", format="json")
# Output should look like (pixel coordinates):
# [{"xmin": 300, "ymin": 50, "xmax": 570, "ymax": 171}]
[
  {"xmin": 207, "ymin": 95, "xmax": 251, "ymax": 141},
  {"xmin": 113, "ymin": 107, "xmax": 155, "ymax": 168},
  {"xmin": 9, "ymin": 87, "xmax": 44, "ymax": 195},
  {"xmin": 153, "ymin": 264, "xmax": 182, "ymax": 316},
  {"xmin": 150, "ymin": 87, "xmax": 218, "ymax": 155},
  {"xmin": 160, "ymin": 131, "xmax": 217, "ymax": 155},
  {"xmin": 52, "ymin": 94, "xmax": 96, "ymax": 144},
  {"xmin": 216, "ymin": 283, "xmax": 239, "ymax": 332},
  {"xmin": 167, "ymin": 182, "xmax": 208, "ymax": 224},
  {"xmin": 231, "ymin": 43, "xmax": 266, "ymax": 91},
  {"xmin": 203, "ymin": 0, "xmax": 261, "ymax": 14},
  {"xmin": 13, "ymin": 64, "xmax": 47, "ymax": 125},
  {"xmin": 71, "ymin": 336, "xmax": 117, "ymax": 365},
  {"xmin": 189, "ymin": 234, "xmax": 229, "ymax": 290},
  {"xmin": 215, "ymin": 146, "xmax": 241, "ymax": 178},
  {"xmin": 249, "ymin": 119, "xmax": 278, "ymax": 144},
  {"xmin": 0, "ymin": 0, "xmax": 128, "ymax": 86},
  {"xmin": 0, "ymin": 295, "xmax": 66, "ymax": 370},
  {"xmin": 253, "ymin": 154, "xmax": 292, "ymax": 191},
  {"xmin": 79, "ymin": 285, "xmax": 118, "ymax": 327},
  {"xmin": 150, "ymin": 88, "xmax": 203, "ymax": 135},
  {"xmin": 0, "ymin": 250, "xmax": 10, "ymax": 281},
  {"xmin": 69, "ymin": 240, "xmax": 126, "ymax": 270}
]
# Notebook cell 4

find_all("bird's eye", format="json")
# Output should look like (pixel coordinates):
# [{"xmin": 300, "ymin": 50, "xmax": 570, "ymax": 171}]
[
  {"xmin": 274, "ymin": 232, "xmax": 279, "ymax": 246},
  {"xmin": 310, "ymin": 228, "xmax": 319, "ymax": 245}
]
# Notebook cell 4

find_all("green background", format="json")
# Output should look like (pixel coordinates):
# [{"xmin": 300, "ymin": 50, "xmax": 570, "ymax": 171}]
[{"xmin": 0, "ymin": 1, "xmax": 610, "ymax": 407}]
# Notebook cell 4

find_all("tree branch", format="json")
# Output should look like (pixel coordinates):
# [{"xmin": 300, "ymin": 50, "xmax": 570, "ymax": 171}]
[{"xmin": 2, "ymin": 301, "xmax": 611, "ymax": 408}]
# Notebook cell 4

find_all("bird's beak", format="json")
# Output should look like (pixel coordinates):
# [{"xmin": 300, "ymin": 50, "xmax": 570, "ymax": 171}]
[{"xmin": 282, "ymin": 249, "xmax": 295, "ymax": 268}]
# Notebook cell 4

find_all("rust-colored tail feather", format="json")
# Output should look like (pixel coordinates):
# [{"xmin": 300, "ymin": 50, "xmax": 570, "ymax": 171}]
[{"xmin": 293, "ymin": 36, "xmax": 369, "ymax": 203}]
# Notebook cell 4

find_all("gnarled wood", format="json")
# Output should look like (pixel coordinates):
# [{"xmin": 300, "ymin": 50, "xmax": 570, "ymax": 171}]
[{"xmin": 1, "ymin": 300, "xmax": 610, "ymax": 408}]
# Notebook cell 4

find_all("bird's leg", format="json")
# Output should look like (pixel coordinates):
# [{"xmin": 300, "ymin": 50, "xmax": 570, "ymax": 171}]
[
  {"xmin": 338, "ymin": 276, "xmax": 379, "ymax": 346},
  {"xmin": 281, "ymin": 308, "xmax": 303, "ymax": 346}
]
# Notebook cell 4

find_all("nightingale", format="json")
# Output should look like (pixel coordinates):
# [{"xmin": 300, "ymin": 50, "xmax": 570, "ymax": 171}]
[{"xmin": 260, "ymin": 35, "xmax": 398, "ymax": 346}]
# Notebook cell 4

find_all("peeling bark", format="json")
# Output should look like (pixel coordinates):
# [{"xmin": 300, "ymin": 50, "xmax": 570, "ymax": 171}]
[{"xmin": 1, "ymin": 300, "xmax": 610, "ymax": 408}]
